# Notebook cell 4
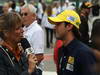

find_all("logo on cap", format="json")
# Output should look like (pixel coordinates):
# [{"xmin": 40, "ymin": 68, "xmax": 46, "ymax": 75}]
[{"xmin": 67, "ymin": 16, "xmax": 75, "ymax": 22}]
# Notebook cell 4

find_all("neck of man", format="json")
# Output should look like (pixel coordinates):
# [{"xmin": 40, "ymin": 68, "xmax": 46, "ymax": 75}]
[
  {"xmin": 25, "ymin": 19, "xmax": 36, "ymax": 28},
  {"xmin": 63, "ymin": 32, "xmax": 75, "ymax": 46}
]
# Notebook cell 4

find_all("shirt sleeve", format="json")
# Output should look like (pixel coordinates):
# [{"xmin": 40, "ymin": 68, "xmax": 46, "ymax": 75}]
[{"xmin": 31, "ymin": 29, "xmax": 44, "ymax": 54}]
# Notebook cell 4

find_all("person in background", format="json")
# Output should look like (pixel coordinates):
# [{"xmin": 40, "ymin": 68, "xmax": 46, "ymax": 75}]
[
  {"xmin": 41, "ymin": 2, "xmax": 47, "ymax": 15},
  {"xmin": 2, "ymin": 2, "xmax": 10, "ymax": 14},
  {"xmin": 88, "ymin": 4, "xmax": 100, "ymax": 39},
  {"xmin": 17, "ymin": 0, "xmax": 25, "ymax": 13},
  {"xmin": 90, "ymin": 19, "xmax": 100, "ymax": 75},
  {"xmin": 9, "ymin": 0, "xmax": 20, "ymax": 13},
  {"xmin": 10, "ymin": 0, "xmax": 16, "ymax": 12},
  {"xmin": 29, "ymin": 0, "xmax": 35, "ymax": 6},
  {"xmin": 52, "ymin": 1, "xmax": 60, "ymax": 17},
  {"xmin": 21, "ymin": 4, "xmax": 44, "ymax": 75},
  {"xmin": 60, "ymin": 0, "xmax": 69, "ymax": 11},
  {"xmin": 37, "ymin": 0, "xmax": 43, "ymax": 25},
  {"xmin": 79, "ymin": 1, "xmax": 92, "ymax": 45},
  {"xmin": 18, "ymin": 0, "xmax": 25, "ymax": 7},
  {"xmin": 67, "ymin": 3, "xmax": 76, "ymax": 10},
  {"xmin": 0, "ymin": 5, "xmax": 3, "ymax": 15},
  {"xmin": 0, "ymin": 12, "xmax": 37, "ymax": 75},
  {"xmin": 92, "ymin": 4, "xmax": 100, "ymax": 17},
  {"xmin": 8, "ymin": 0, "xmax": 13, "ymax": 12},
  {"xmin": 41, "ymin": 5, "xmax": 54, "ymax": 48},
  {"xmin": 48, "ymin": 10, "xmax": 96, "ymax": 75}
]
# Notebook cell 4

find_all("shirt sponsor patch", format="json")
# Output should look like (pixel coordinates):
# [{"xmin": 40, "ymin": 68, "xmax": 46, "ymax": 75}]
[
  {"xmin": 66, "ymin": 63, "xmax": 74, "ymax": 71},
  {"xmin": 66, "ymin": 56, "xmax": 74, "ymax": 71},
  {"xmin": 68, "ymin": 56, "xmax": 74, "ymax": 64}
]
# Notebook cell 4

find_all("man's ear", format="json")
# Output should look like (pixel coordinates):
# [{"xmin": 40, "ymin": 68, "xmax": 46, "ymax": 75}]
[{"xmin": 66, "ymin": 24, "xmax": 73, "ymax": 31}]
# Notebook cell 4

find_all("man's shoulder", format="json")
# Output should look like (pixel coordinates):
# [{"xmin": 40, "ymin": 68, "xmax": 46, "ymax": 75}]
[
  {"xmin": 75, "ymin": 41, "xmax": 91, "ymax": 52},
  {"xmin": 67, "ymin": 39, "xmax": 90, "ymax": 52},
  {"xmin": 69, "ymin": 40, "xmax": 92, "ymax": 56},
  {"xmin": 75, "ymin": 41, "xmax": 95, "ymax": 59},
  {"xmin": 30, "ymin": 22, "xmax": 43, "ymax": 31}
]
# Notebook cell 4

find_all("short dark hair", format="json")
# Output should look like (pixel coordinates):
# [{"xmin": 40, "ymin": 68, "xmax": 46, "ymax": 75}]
[
  {"xmin": 64, "ymin": 22, "xmax": 81, "ymax": 40},
  {"xmin": 72, "ymin": 26, "xmax": 81, "ymax": 40}
]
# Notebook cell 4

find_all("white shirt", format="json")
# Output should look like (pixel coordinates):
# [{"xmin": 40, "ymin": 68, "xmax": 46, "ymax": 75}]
[
  {"xmin": 23, "ymin": 21, "xmax": 44, "ymax": 70},
  {"xmin": 67, "ymin": 5, "xmax": 75, "ymax": 10},
  {"xmin": 41, "ymin": 12, "xmax": 55, "ymax": 29},
  {"xmin": 37, "ymin": 3, "xmax": 43, "ymax": 19},
  {"xmin": 8, "ymin": 8, "xmax": 12, "ymax": 12},
  {"xmin": 52, "ymin": 7, "xmax": 58, "ymax": 17},
  {"xmin": 23, "ymin": 21, "xmax": 44, "ymax": 54}
]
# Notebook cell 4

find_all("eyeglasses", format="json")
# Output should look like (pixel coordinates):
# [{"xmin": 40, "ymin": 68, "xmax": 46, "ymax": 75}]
[{"xmin": 20, "ymin": 13, "xmax": 28, "ymax": 17}]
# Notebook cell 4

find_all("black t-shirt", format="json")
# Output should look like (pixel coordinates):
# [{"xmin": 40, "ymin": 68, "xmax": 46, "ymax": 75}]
[{"xmin": 58, "ymin": 39, "xmax": 96, "ymax": 75}]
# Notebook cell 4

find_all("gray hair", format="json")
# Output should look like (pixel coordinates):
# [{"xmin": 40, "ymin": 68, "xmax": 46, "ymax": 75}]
[{"xmin": 22, "ymin": 4, "xmax": 37, "ymax": 14}]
